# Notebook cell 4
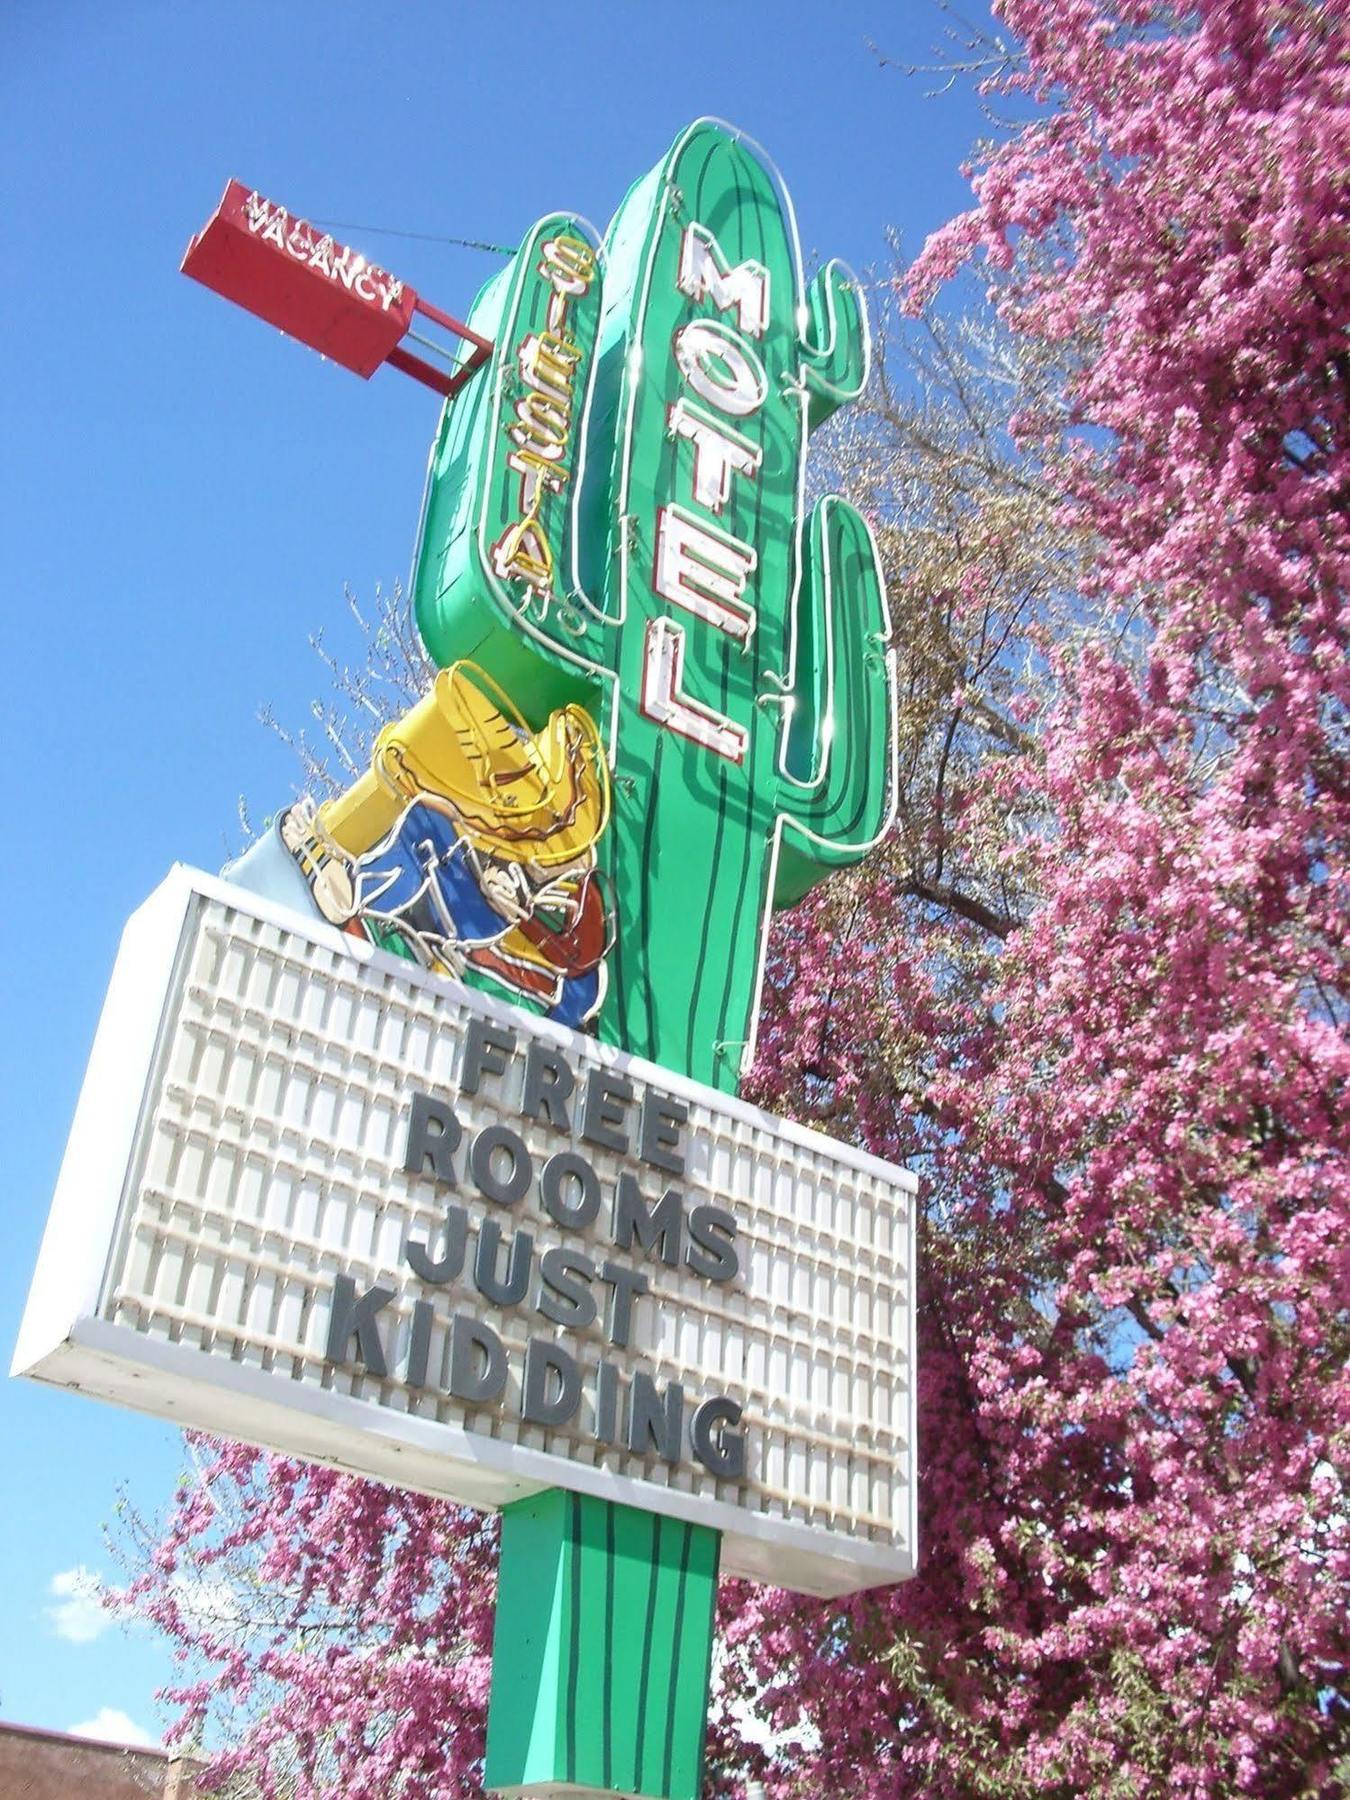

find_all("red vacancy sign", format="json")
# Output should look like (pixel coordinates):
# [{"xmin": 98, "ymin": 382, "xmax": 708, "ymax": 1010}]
[{"xmin": 183, "ymin": 181, "xmax": 417, "ymax": 377}]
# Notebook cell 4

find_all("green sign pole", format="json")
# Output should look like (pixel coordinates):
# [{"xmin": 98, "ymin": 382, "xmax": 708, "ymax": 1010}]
[
  {"xmin": 400, "ymin": 119, "xmax": 895, "ymax": 1799},
  {"xmin": 487, "ymin": 1492, "xmax": 720, "ymax": 1798}
]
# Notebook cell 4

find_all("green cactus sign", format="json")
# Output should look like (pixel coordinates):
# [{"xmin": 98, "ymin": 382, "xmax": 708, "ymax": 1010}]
[{"xmin": 412, "ymin": 118, "xmax": 896, "ymax": 1093}]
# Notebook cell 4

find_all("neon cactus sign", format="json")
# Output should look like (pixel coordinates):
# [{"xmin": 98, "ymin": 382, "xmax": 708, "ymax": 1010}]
[{"xmin": 410, "ymin": 117, "xmax": 896, "ymax": 1092}]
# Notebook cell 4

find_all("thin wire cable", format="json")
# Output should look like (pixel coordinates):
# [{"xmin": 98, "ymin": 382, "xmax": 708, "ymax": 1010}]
[{"xmin": 309, "ymin": 218, "xmax": 513, "ymax": 256}]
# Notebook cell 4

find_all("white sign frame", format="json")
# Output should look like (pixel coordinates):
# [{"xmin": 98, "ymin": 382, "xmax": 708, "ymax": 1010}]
[{"xmin": 14, "ymin": 867, "xmax": 916, "ymax": 1598}]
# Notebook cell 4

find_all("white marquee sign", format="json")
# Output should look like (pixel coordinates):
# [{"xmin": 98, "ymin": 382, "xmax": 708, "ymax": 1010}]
[{"xmin": 14, "ymin": 869, "xmax": 916, "ymax": 1597}]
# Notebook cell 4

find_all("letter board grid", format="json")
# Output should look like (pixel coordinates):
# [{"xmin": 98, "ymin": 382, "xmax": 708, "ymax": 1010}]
[{"xmin": 26, "ymin": 872, "xmax": 916, "ymax": 1593}]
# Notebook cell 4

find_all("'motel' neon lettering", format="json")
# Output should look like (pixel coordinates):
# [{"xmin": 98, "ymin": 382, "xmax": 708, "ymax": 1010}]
[{"xmin": 640, "ymin": 223, "xmax": 770, "ymax": 761}]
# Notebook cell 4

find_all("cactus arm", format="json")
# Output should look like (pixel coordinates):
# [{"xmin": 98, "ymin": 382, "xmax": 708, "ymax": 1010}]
[
  {"xmin": 770, "ymin": 494, "xmax": 897, "ymax": 908},
  {"xmin": 797, "ymin": 260, "xmax": 870, "ymax": 431}
]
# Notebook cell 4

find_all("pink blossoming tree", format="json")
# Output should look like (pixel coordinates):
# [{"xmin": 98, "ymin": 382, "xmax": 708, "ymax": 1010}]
[
  {"xmin": 124, "ymin": 3, "xmax": 1349, "ymax": 1794},
  {"xmin": 726, "ymin": 3, "xmax": 1349, "ymax": 1793}
]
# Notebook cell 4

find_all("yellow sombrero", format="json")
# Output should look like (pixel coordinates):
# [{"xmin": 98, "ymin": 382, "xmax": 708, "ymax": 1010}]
[{"xmin": 317, "ymin": 661, "xmax": 610, "ymax": 870}]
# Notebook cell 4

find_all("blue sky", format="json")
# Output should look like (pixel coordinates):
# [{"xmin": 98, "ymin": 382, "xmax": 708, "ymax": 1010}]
[{"xmin": 1, "ymin": 0, "xmax": 998, "ymax": 1750}]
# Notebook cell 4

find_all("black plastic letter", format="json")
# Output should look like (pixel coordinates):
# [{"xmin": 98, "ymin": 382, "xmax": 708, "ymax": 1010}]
[
  {"xmin": 448, "ymin": 1314, "xmax": 507, "ymax": 1405},
  {"xmin": 522, "ymin": 1337, "xmax": 582, "ymax": 1428},
  {"xmin": 521, "ymin": 1041, "xmax": 575, "ymax": 1133},
  {"xmin": 685, "ymin": 1204, "xmax": 739, "ymax": 1284},
  {"xmin": 639, "ymin": 1090, "xmax": 688, "ymax": 1175},
  {"xmin": 540, "ymin": 1151, "xmax": 602, "ymax": 1230},
  {"xmin": 460, "ymin": 1016, "xmax": 517, "ymax": 1096},
  {"xmin": 690, "ymin": 1395, "xmax": 745, "ymax": 1479},
  {"xmin": 613, "ymin": 1172, "xmax": 683, "ymax": 1266},
  {"xmin": 404, "ymin": 1203, "xmax": 468, "ymax": 1285},
  {"xmin": 627, "ymin": 1371, "xmax": 685, "ymax": 1463},
  {"xmin": 406, "ymin": 1298, "xmax": 435, "ymax": 1388},
  {"xmin": 403, "ymin": 1093, "xmax": 462, "ymax": 1185},
  {"xmin": 468, "ymin": 1124, "xmax": 532, "ymax": 1207},
  {"xmin": 473, "ymin": 1218, "xmax": 535, "ymax": 1307},
  {"xmin": 594, "ymin": 1360, "xmax": 620, "ymax": 1444},
  {"xmin": 537, "ymin": 1245, "xmax": 598, "ymax": 1329},
  {"xmin": 581, "ymin": 1067, "xmax": 634, "ymax": 1154},
  {"xmin": 325, "ymin": 1275, "xmax": 396, "ymax": 1377},
  {"xmin": 599, "ymin": 1260, "xmax": 649, "ymax": 1349}
]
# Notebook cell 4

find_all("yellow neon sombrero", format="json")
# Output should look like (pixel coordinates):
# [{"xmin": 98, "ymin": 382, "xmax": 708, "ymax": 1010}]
[{"xmin": 317, "ymin": 661, "xmax": 610, "ymax": 869}]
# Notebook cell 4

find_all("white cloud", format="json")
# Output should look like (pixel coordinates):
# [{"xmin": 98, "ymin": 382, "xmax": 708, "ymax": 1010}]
[
  {"xmin": 46, "ymin": 1560, "xmax": 240, "ymax": 1650},
  {"xmin": 45, "ymin": 1565, "xmax": 111, "ymax": 1645},
  {"xmin": 167, "ymin": 1569, "xmax": 243, "ymax": 1636},
  {"xmin": 67, "ymin": 1707, "xmax": 159, "ymax": 1749}
]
